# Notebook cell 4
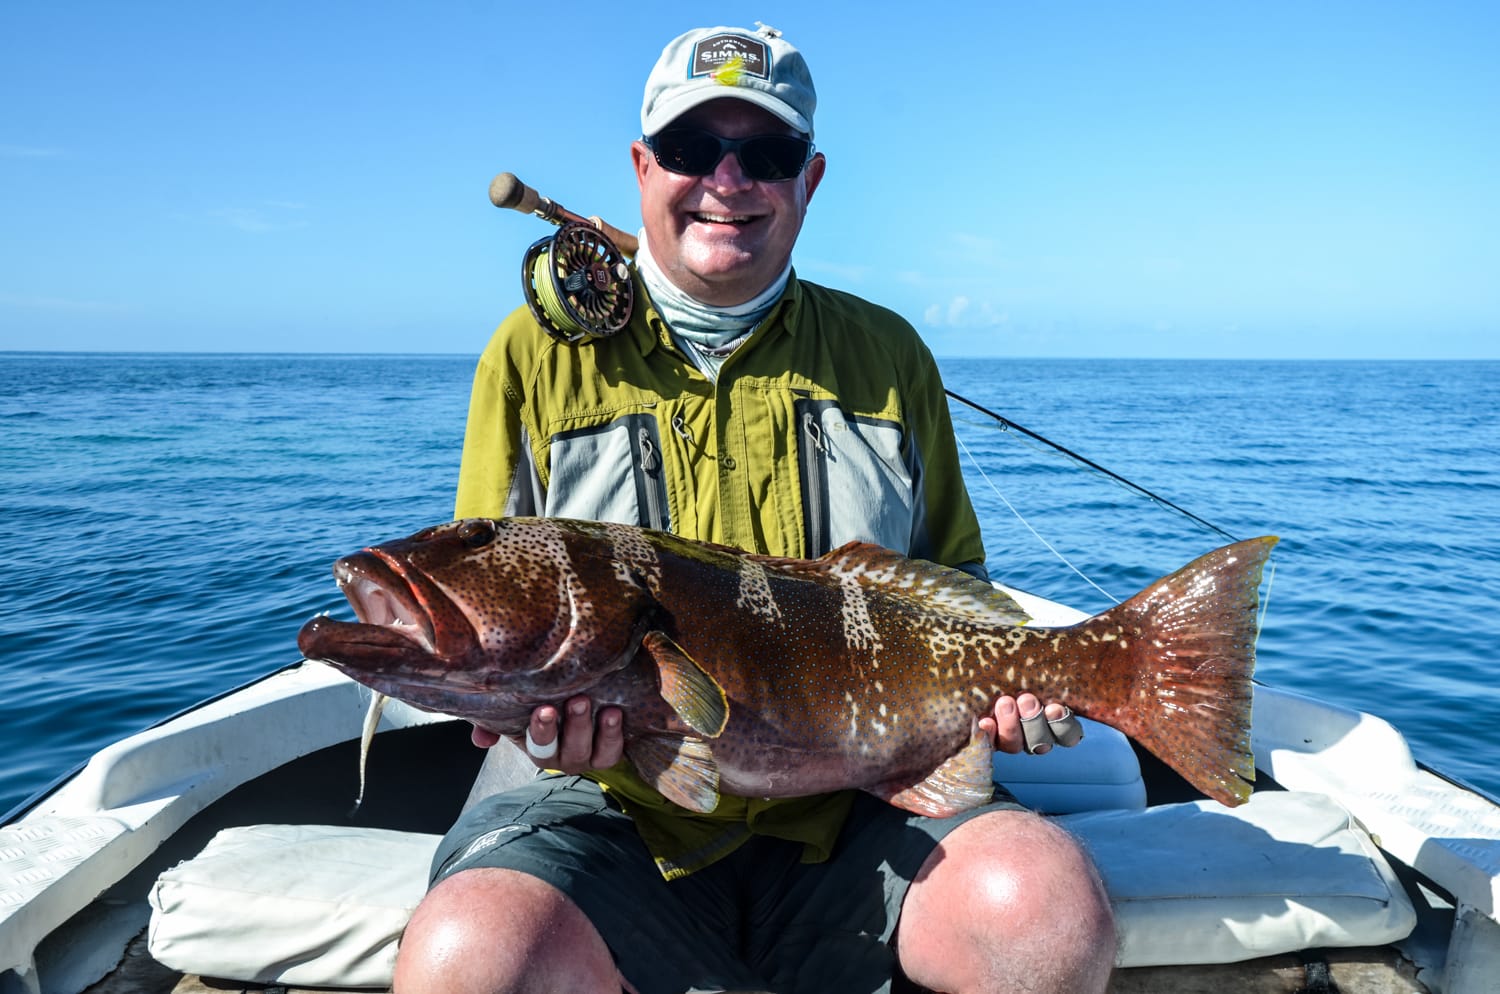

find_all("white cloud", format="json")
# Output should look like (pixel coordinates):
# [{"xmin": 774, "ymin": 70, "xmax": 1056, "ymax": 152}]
[{"xmin": 924, "ymin": 295, "xmax": 1008, "ymax": 328}]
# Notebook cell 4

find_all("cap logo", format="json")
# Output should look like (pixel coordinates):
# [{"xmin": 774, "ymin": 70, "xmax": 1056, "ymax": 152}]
[{"xmin": 690, "ymin": 34, "xmax": 771, "ymax": 87}]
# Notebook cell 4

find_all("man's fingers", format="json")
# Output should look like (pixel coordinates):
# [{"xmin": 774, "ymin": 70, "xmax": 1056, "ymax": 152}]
[
  {"xmin": 525, "ymin": 706, "xmax": 562, "ymax": 767},
  {"xmin": 557, "ymin": 697, "xmax": 595, "ymax": 770},
  {"xmin": 1045, "ymin": 704, "xmax": 1084, "ymax": 747},
  {"xmin": 1019, "ymin": 707, "xmax": 1056, "ymax": 755},
  {"xmin": 992, "ymin": 696, "xmax": 1025, "ymax": 754},
  {"xmin": 592, "ymin": 707, "xmax": 625, "ymax": 768},
  {"xmin": 1020, "ymin": 703, "xmax": 1085, "ymax": 754}
]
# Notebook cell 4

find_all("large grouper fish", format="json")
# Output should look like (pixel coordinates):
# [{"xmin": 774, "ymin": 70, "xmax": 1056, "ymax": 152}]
[{"xmin": 297, "ymin": 517, "xmax": 1276, "ymax": 815}]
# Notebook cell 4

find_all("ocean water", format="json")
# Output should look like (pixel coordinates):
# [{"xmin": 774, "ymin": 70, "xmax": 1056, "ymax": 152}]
[{"xmin": 2, "ymin": 353, "xmax": 1497, "ymax": 816}]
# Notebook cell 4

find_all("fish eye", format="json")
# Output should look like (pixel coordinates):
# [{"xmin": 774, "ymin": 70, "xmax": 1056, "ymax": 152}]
[{"xmin": 456, "ymin": 520, "xmax": 496, "ymax": 548}]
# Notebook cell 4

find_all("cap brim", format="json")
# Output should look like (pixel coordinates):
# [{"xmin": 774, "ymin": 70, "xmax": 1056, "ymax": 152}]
[{"xmin": 643, "ymin": 85, "xmax": 811, "ymax": 137}]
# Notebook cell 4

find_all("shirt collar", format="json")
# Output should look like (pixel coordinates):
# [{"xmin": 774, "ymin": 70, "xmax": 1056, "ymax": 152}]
[{"xmin": 630, "ymin": 268, "xmax": 803, "ymax": 359}]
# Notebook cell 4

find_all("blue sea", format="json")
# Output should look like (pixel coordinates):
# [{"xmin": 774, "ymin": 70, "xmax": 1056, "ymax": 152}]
[{"xmin": 2, "ymin": 353, "xmax": 1497, "ymax": 816}]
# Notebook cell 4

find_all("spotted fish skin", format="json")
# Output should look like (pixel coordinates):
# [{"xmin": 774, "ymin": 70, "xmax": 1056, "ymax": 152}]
[{"xmin": 297, "ymin": 517, "xmax": 1275, "ymax": 815}]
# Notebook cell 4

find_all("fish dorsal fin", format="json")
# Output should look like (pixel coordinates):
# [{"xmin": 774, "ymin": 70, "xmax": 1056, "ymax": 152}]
[
  {"xmin": 865, "ymin": 719, "xmax": 996, "ymax": 817},
  {"xmin": 751, "ymin": 542, "xmax": 1031, "ymax": 627},
  {"xmin": 627, "ymin": 735, "xmax": 721, "ymax": 813},
  {"xmin": 643, "ymin": 631, "xmax": 729, "ymax": 737}
]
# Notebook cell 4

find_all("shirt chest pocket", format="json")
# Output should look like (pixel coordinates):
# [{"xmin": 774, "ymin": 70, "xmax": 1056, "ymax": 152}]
[
  {"xmin": 793, "ymin": 398, "xmax": 916, "ymax": 557},
  {"xmin": 544, "ymin": 412, "xmax": 671, "ymax": 531}
]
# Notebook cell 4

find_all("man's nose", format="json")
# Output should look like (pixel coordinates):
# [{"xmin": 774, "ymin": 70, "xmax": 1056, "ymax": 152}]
[{"xmin": 706, "ymin": 147, "xmax": 754, "ymax": 193}]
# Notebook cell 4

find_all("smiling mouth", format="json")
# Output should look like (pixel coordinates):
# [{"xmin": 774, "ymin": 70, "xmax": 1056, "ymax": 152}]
[{"xmin": 690, "ymin": 211, "xmax": 757, "ymax": 226}]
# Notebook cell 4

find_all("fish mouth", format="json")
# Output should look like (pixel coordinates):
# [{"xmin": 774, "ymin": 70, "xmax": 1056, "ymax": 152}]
[
  {"xmin": 297, "ymin": 550, "xmax": 444, "ymax": 669},
  {"xmin": 336, "ymin": 552, "xmax": 435, "ymax": 651}
]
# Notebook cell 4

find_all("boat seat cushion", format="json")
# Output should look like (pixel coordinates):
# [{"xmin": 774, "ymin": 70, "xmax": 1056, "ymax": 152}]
[
  {"xmin": 147, "ymin": 790, "xmax": 1416, "ymax": 987},
  {"xmin": 148, "ymin": 823, "xmax": 438, "ymax": 989},
  {"xmin": 1060, "ymin": 790, "xmax": 1418, "ymax": 966}
]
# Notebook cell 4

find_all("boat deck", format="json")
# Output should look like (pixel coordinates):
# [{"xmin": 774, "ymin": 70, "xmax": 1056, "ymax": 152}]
[
  {"xmin": 19, "ymin": 683, "xmax": 1461, "ymax": 994},
  {"xmin": 88, "ymin": 930, "xmax": 1429, "ymax": 994}
]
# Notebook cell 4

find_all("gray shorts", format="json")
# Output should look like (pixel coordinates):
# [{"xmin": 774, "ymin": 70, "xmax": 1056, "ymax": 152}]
[{"xmin": 429, "ymin": 774, "xmax": 1022, "ymax": 994}]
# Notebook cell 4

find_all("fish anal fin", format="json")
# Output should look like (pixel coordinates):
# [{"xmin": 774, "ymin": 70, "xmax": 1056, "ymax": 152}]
[
  {"xmin": 866, "ymin": 721, "xmax": 995, "ymax": 817},
  {"xmin": 627, "ymin": 735, "xmax": 721, "ymax": 814},
  {"xmin": 643, "ymin": 631, "xmax": 729, "ymax": 737}
]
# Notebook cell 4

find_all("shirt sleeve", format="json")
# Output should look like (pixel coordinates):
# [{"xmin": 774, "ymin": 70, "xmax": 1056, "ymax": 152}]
[
  {"xmin": 907, "ymin": 341, "xmax": 989, "ymax": 580},
  {"xmin": 454, "ymin": 311, "xmax": 545, "ymax": 520}
]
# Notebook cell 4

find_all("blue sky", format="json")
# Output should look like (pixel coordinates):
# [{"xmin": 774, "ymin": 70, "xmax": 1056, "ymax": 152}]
[{"xmin": 3, "ymin": 1, "xmax": 1496, "ymax": 358}]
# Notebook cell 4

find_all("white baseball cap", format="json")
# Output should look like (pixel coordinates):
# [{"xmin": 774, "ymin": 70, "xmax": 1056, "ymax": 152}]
[{"xmin": 640, "ymin": 24, "xmax": 817, "ymax": 138}]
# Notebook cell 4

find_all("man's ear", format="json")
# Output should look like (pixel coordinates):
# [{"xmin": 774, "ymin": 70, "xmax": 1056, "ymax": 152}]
[
  {"xmin": 631, "ymin": 140, "xmax": 653, "ymax": 193},
  {"xmin": 801, "ymin": 151, "xmax": 827, "ymax": 205}
]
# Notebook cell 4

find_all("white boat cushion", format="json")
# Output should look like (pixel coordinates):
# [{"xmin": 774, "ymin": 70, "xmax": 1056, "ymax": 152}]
[
  {"xmin": 147, "ymin": 790, "xmax": 1416, "ymax": 986},
  {"xmin": 1060, "ymin": 790, "xmax": 1418, "ymax": 967},
  {"xmin": 148, "ymin": 823, "xmax": 440, "ymax": 988},
  {"xmin": 991, "ymin": 716, "xmax": 1147, "ymax": 814}
]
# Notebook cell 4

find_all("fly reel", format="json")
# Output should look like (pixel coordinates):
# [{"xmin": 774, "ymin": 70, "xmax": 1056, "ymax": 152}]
[{"xmin": 521, "ymin": 222, "xmax": 634, "ymax": 344}]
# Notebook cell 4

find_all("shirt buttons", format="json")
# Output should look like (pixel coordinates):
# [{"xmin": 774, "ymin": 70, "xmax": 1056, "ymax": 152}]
[{"xmin": 718, "ymin": 455, "xmax": 737, "ymax": 471}]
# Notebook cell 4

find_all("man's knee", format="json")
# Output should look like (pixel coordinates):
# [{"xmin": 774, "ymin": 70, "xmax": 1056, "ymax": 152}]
[
  {"xmin": 899, "ymin": 810, "xmax": 1116, "ymax": 993},
  {"xmin": 394, "ymin": 867, "xmax": 623, "ymax": 994}
]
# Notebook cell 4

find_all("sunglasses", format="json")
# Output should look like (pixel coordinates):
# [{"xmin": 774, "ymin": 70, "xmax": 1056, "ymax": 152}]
[{"xmin": 644, "ymin": 128, "xmax": 814, "ymax": 183}]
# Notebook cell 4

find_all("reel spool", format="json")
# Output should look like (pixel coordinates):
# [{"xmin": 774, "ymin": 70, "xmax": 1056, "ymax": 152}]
[{"xmin": 521, "ymin": 222, "xmax": 634, "ymax": 344}]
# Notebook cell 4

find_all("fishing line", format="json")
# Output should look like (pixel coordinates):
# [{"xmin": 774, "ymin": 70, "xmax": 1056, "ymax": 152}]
[
  {"xmin": 947, "ymin": 388, "xmax": 1278, "ymax": 623},
  {"xmin": 945, "ymin": 389, "xmax": 1240, "ymax": 544},
  {"xmin": 953, "ymin": 430, "xmax": 1121, "ymax": 603},
  {"xmin": 1255, "ymin": 559, "xmax": 1277, "ymax": 650}
]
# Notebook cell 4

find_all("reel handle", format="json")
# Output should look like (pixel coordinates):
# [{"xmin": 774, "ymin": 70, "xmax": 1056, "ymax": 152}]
[{"xmin": 489, "ymin": 172, "xmax": 639, "ymax": 257}]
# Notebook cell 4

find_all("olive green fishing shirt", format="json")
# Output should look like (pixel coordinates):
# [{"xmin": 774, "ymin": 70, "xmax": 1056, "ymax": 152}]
[{"xmin": 454, "ymin": 270, "xmax": 987, "ymax": 878}]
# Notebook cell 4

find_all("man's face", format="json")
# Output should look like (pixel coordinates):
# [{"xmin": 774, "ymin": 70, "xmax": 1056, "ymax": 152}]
[{"xmin": 632, "ymin": 98, "xmax": 826, "ymax": 307}]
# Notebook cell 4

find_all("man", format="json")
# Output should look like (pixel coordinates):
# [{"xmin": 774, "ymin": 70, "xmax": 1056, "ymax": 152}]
[{"xmin": 395, "ymin": 24, "xmax": 1115, "ymax": 994}]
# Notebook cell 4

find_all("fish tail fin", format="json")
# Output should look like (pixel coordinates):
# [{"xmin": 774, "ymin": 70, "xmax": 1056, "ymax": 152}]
[{"xmin": 1103, "ymin": 536, "xmax": 1277, "ymax": 806}]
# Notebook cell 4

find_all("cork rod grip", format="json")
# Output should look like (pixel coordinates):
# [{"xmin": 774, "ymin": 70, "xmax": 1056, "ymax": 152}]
[{"xmin": 489, "ymin": 172, "xmax": 639, "ymax": 257}]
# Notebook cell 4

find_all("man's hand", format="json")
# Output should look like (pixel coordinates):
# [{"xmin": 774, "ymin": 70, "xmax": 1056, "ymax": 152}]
[
  {"xmin": 982, "ymin": 693, "xmax": 1083, "ymax": 755},
  {"xmin": 471, "ymin": 696, "xmax": 625, "ymax": 773}
]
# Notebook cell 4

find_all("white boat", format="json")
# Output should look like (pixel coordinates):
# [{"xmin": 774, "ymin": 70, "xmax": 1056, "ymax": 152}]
[{"xmin": 2, "ymin": 583, "xmax": 1497, "ymax": 994}]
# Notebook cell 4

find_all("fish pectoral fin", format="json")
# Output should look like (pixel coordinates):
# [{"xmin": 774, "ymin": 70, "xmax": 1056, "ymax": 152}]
[
  {"xmin": 643, "ymin": 631, "xmax": 729, "ymax": 738},
  {"xmin": 627, "ymin": 735, "xmax": 721, "ymax": 814},
  {"xmin": 865, "ymin": 720, "xmax": 995, "ymax": 817}
]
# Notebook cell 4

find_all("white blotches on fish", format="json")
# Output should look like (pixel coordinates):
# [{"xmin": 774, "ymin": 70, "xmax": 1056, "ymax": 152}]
[
  {"xmin": 840, "ymin": 581, "xmax": 882, "ymax": 654},
  {"xmin": 735, "ymin": 557, "xmax": 782, "ymax": 623},
  {"xmin": 603, "ymin": 522, "xmax": 663, "ymax": 593}
]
